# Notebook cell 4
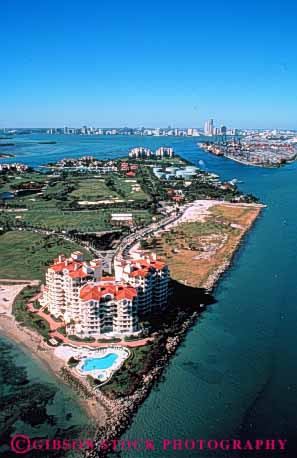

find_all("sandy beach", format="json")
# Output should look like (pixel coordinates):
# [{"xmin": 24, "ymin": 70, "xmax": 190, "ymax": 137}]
[
  {"xmin": 0, "ymin": 199, "xmax": 265, "ymax": 438},
  {"xmin": 0, "ymin": 312, "xmax": 108, "ymax": 425}
]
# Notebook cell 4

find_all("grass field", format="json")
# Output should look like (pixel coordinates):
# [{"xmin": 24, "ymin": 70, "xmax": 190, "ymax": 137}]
[
  {"xmin": 0, "ymin": 231, "xmax": 91, "ymax": 280},
  {"xmin": 0, "ymin": 172, "xmax": 49, "ymax": 194},
  {"xmin": 70, "ymin": 178, "xmax": 120, "ymax": 201},
  {"xmin": 5, "ymin": 206, "xmax": 152, "ymax": 231},
  {"xmin": 111, "ymin": 176, "xmax": 150, "ymax": 202},
  {"xmin": 1, "ymin": 170, "xmax": 155, "ymax": 232},
  {"xmin": 145, "ymin": 203, "xmax": 262, "ymax": 288}
]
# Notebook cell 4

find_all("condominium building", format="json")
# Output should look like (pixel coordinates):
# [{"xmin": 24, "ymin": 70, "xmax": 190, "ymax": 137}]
[
  {"xmin": 128, "ymin": 146, "xmax": 174, "ymax": 159},
  {"xmin": 204, "ymin": 119, "xmax": 214, "ymax": 136},
  {"xmin": 155, "ymin": 146, "xmax": 174, "ymax": 158},
  {"xmin": 40, "ymin": 251, "xmax": 102, "ymax": 321},
  {"xmin": 40, "ymin": 251, "xmax": 169, "ymax": 338},
  {"xmin": 76, "ymin": 280, "xmax": 139, "ymax": 336},
  {"xmin": 128, "ymin": 147, "xmax": 153, "ymax": 158},
  {"xmin": 114, "ymin": 253, "xmax": 170, "ymax": 314}
]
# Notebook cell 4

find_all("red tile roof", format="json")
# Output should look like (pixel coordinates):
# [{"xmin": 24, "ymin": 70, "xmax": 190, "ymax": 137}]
[
  {"xmin": 69, "ymin": 268, "xmax": 89, "ymax": 279},
  {"xmin": 129, "ymin": 268, "xmax": 149, "ymax": 277},
  {"xmin": 50, "ymin": 260, "xmax": 83, "ymax": 273},
  {"xmin": 129, "ymin": 258, "xmax": 166, "ymax": 271},
  {"xmin": 80, "ymin": 283, "xmax": 137, "ymax": 301}
]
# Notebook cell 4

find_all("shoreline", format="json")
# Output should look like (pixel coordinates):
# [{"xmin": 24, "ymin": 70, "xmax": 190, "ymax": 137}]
[
  {"xmin": 0, "ymin": 201, "xmax": 265, "ymax": 456},
  {"xmin": 202, "ymin": 203, "xmax": 264, "ymax": 291},
  {"xmin": 141, "ymin": 200, "xmax": 265, "ymax": 292},
  {"xmin": 85, "ymin": 202, "xmax": 265, "ymax": 457},
  {"xmin": 224, "ymin": 154, "xmax": 281, "ymax": 168},
  {"xmin": 85, "ymin": 308, "xmax": 202, "ymax": 458},
  {"xmin": 201, "ymin": 148, "xmax": 289, "ymax": 168},
  {"xmin": 0, "ymin": 314, "xmax": 108, "ymax": 426},
  {"xmin": 0, "ymin": 200, "xmax": 266, "ymax": 458}
]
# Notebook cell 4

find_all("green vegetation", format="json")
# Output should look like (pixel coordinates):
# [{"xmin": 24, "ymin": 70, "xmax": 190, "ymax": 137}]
[
  {"xmin": 68, "ymin": 335, "xmax": 96, "ymax": 343},
  {"xmin": 97, "ymin": 337, "xmax": 121, "ymax": 343},
  {"xmin": 57, "ymin": 326, "xmax": 67, "ymax": 336},
  {"xmin": 67, "ymin": 357, "xmax": 79, "ymax": 367},
  {"xmin": 69, "ymin": 178, "xmax": 119, "ymax": 201},
  {"xmin": 50, "ymin": 314, "xmax": 63, "ymax": 323},
  {"xmin": 86, "ymin": 375, "xmax": 101, "ymax": 387},
  {"xmin": 0, "ymin": 171, "xmax": 49, "ymax": 192},
  {"xmin": 124, "ymin": 334, "xmax": 145, "ymax": 341},
  {"xmin": 141, "ymin": 203, "xmax": 261, "ymax": 288},
  {"xmin": 4, "ymin": 207, "xmax": 152, "ymax": 232},
  {"xmin": 1, "ymin": 157, "xmax": 256, "ymax": 236},
  {"xmin": 0, "ymin": 171, "xmax": 153, "ymax": 232},
  {"xmin": 105, "ymin": 175, "xmax": 150, "ymax": 202},
  {"xmin": 12, "ymin": 286, "xmax": 50, "ymax": 339},
  {"xmin": 0, "ymin": 231, "xmax": 91, "ymax": 280},
  {"xmin": 101, "ymin": 345, "xmax": 152, "ymax": 398}
]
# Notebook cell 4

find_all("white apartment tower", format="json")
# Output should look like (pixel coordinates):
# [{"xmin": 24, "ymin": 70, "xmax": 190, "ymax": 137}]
[
  {"xmin": 114, "ymin": 253, "xmax": 170, "ymax": 313},
  {"xmin": 40, "ymin": 251, "xmax": 170, "ymax": 338},
  {"xmin": 204, "ymin": 119, "xmax": 214, "ymax": 136}
]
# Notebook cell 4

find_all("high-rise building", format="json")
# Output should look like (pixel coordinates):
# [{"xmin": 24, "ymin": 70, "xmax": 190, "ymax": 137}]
[
  {"xmin": 220, "ymin": 125, "xmax": 227, "ymax": 135},
  {"xmin": 204, "ymin": 119, "xmax": 214, "ymax": 136},
  {"xmin": 40, "ymin": 251, "xmax": 170, "ymax": 337}
]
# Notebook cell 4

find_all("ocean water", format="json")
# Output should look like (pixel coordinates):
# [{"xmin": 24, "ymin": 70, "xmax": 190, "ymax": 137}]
[
  {"xmin": 0, "ymin": 335, "xmax": 93, "ymax": 457},
  {"xmin": 1, "ymin": 134, "xmax": 297, "ymax": 457}
]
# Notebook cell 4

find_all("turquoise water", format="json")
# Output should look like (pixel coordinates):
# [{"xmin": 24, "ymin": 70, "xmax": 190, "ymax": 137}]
[
  {"xmin": 1, "ymin": 134, "xmax": 297, "ymax": 457},
  {"xmin": 0, "ymin": 335, "xmax": 93, "ymax": 457},
  {"xmin": 81, "ymin": 354, "xmax": 118, "ymax": 371}
]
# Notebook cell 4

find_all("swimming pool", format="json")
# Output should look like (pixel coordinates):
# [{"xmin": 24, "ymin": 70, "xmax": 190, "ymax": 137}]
[{"xmin": 81, "ymin": 353, "xmax": 119, "ymax": 371}]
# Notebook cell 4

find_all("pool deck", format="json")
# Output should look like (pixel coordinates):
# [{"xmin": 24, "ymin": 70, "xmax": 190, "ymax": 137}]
[{"xmin": 55, "ymin": 346, "xmax": 130, "ymax": 382}]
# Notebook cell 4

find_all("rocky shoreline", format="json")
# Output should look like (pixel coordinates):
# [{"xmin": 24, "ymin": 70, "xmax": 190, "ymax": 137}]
[
  {"xmin": 203, "ymin": 204, "xmax": 263, "ymax": 291},
  {"xmin": 83, "ymin": 310, "xmax": 200, "ymax": 458},
  {"xmin": 80, "ymin": 206, "xmax": 264, "ymax": 457},
  {"xmin": 0, "ymin": 201, "xmax": 264, "ymax": 457}
]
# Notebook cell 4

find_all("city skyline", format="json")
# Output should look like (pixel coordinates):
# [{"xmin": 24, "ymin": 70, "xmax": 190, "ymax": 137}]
[{"xmin": 1, "ymin": 0, "xmax": 297, "ymax": 129}]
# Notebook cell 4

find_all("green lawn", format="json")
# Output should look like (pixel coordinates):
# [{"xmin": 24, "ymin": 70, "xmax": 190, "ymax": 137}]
[
  {"xmin": 0, "ymin": 172, "xmax": 49, "ymax": 194},
  {"xmin": 0, "ymin": 231, "xmax": 91, "ymax": 280},
  {"xmin": 111, "ymin": 176, "xmax": 150, "ymax": 202},
  {"xmin": 13, "ymin": 286, "xmax": 51, "ymax": 339},
  {"xmin": 70, "ymin": 178, "xmax": 120, "ymax": 201},
  {"xmin": 100, "ymin": 345, "xmax": 152, "ymax": 398},
  {"xmin": 3, "ymin": 206, "xmax": 152, "ymax": 231},
  {"xmin": 1, "ymin": 172, "xmax": 153, "ymax": 231}
]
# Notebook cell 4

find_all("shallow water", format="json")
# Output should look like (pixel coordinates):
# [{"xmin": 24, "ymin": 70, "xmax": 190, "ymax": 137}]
[
  {"xmin": 1, "ymin": 134, "xmax": 297, "ymax": 457},
  {"xmin": 0, "ymin": 335, "xmax": 94, "ymax": 457}
]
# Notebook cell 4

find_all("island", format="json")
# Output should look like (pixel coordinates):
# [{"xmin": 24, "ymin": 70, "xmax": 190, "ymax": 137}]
[{"xmin": 0, "ymin": 148, "xmax": 264, "ymax": 453}]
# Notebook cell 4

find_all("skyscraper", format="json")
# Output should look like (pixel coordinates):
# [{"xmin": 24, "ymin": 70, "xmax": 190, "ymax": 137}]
[
  {"xmin": 204, "ymin": 119, "xmax": 214, "ymax": 136},
  {"xmin": 220, "ymin": 125, "xmax": 227, "ymax": 135}
]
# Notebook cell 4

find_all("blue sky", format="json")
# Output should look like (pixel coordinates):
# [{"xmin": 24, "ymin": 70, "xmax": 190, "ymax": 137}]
[{"xmin": 1, "ymin": 0, "xmax": 296, "ymax": 129}]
